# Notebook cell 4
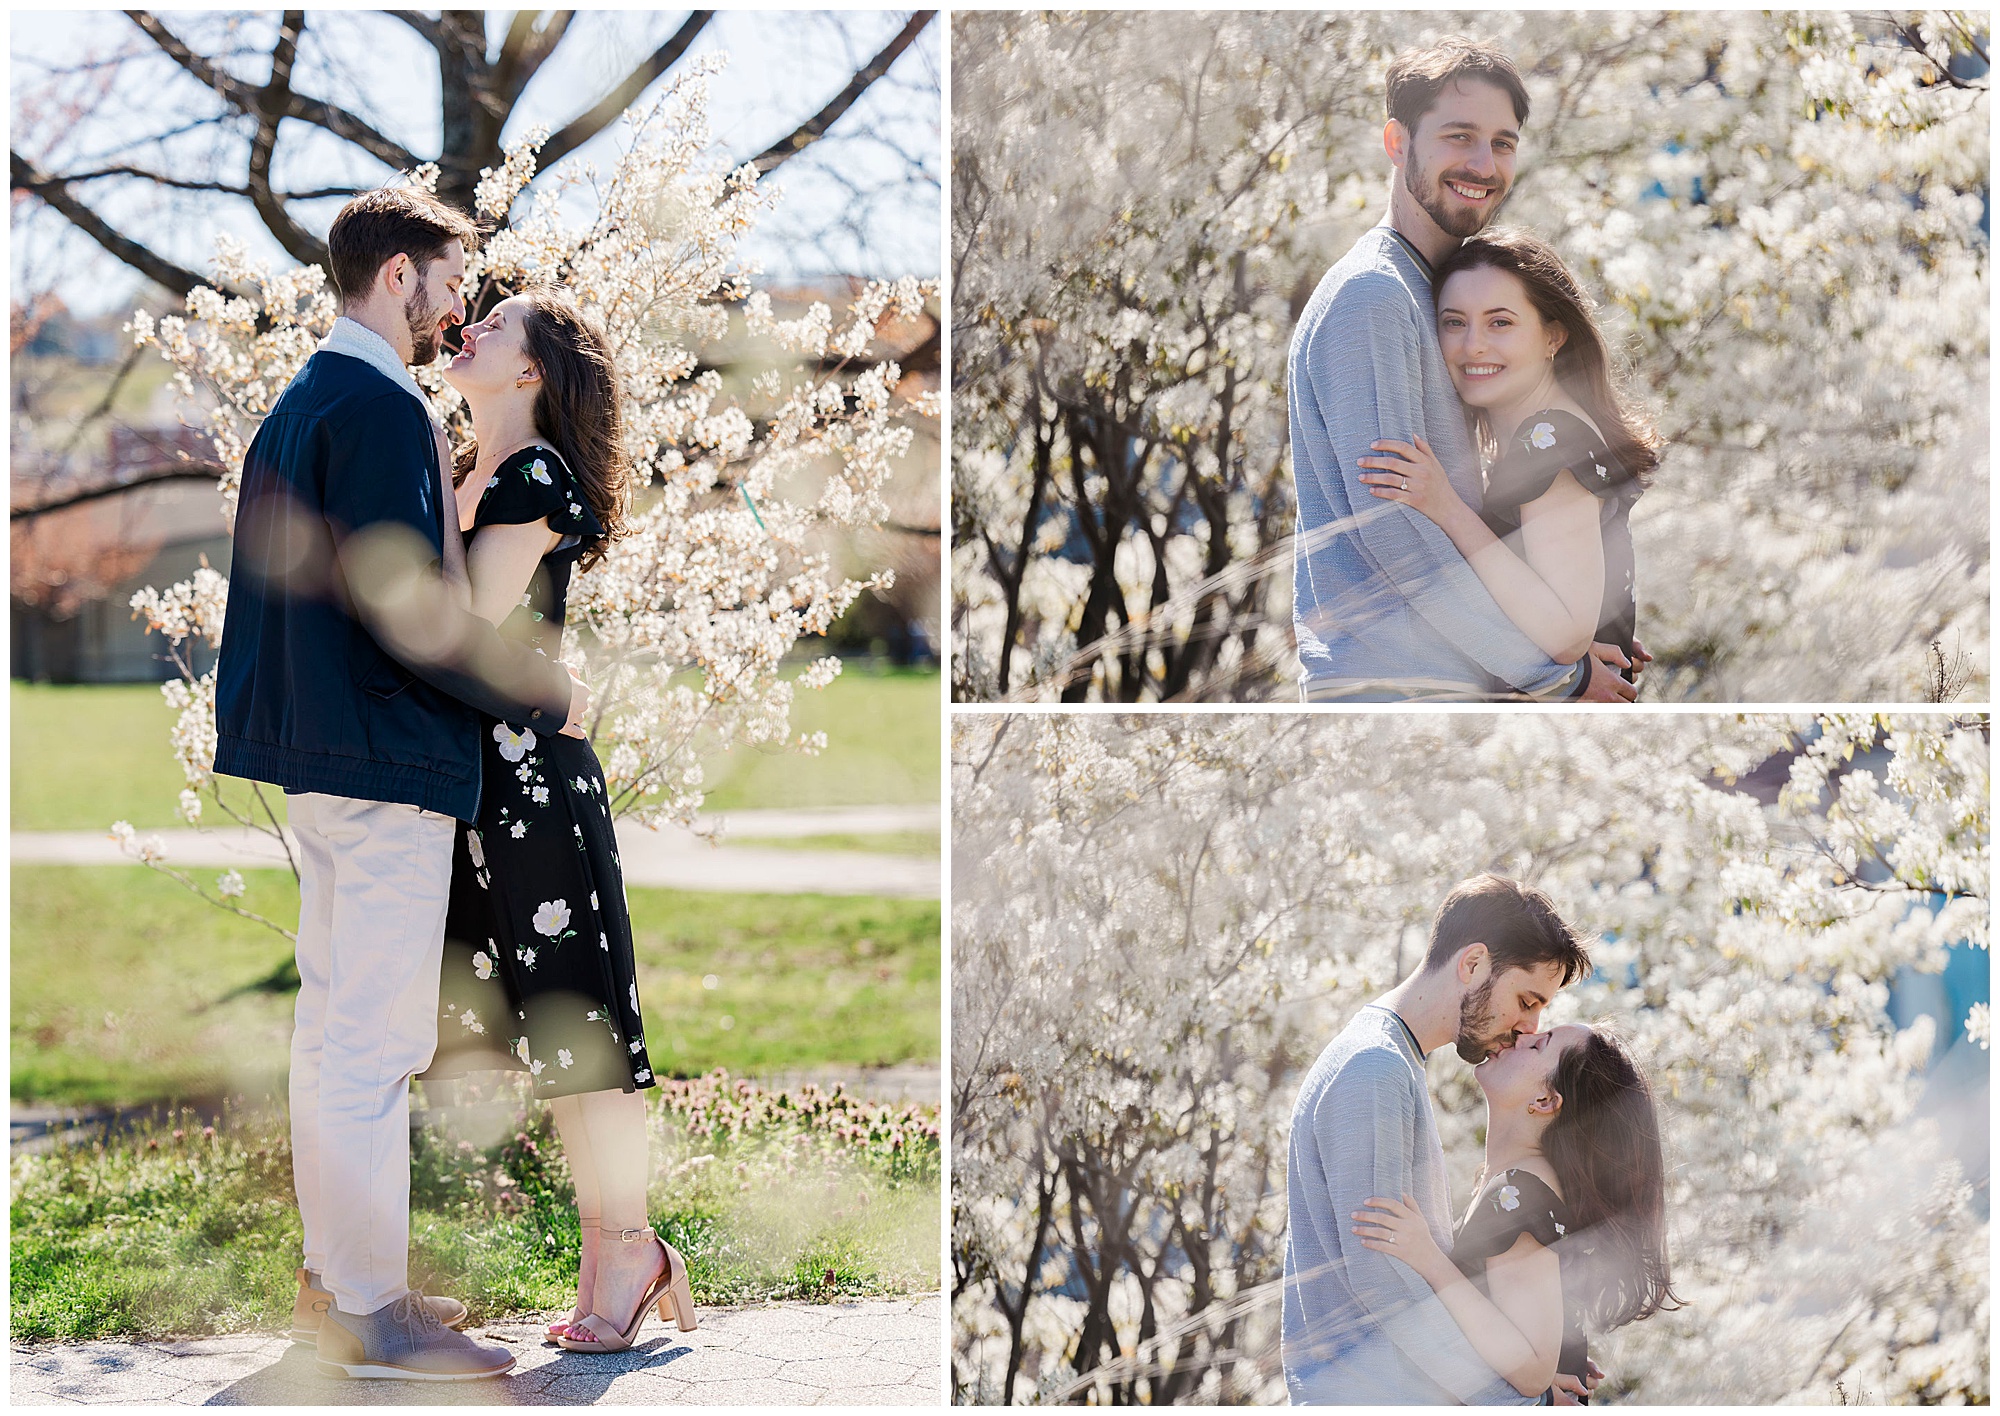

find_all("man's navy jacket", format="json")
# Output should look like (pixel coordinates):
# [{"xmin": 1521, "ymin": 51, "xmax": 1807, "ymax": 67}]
[{"xmin": 214, "ymin": 350, "xmax": 570, "ymax": 822}]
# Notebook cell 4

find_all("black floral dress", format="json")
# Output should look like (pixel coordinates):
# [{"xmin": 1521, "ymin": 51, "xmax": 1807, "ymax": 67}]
[
  {"xmin": 1481, "ymin": 409, "xmax": 1644, "ymax": 681},
  {"xmin": 1453, "ymin": 1167, "xmax": 1588, "ymax": 1402},
  {"xmin": 422, "ymin": 445, "xmax": 655, "ymax": 1099}
]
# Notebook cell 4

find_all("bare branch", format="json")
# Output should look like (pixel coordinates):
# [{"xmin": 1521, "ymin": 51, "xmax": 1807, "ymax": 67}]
[
  {"xmin": 243, "ymin": 11, "xmax": 329, "ymax": 267},
  {"xmin": 537, "ymin": 11, "xmax": 714, "ymax": 173},
  {"xmin": 495, "ymin": 9, "xmax": 574, "ymax": 99},
  {"xmin": 125, "ymin": 9, "xmax": 419, "ymax": 171},
  {"xmin": 752, "ymin": 11, "xmax": 936, "ymax": 174},
  {"xmin": 10, "ymin": 148, "xmax": 213, "ymax": 298}
]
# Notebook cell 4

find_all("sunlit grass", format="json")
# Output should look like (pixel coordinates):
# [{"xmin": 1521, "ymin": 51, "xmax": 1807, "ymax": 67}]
[
  {"xmin": 11, "ymin": 1076, "xmax": 939, "ymax": 1340},
  {"xmin": 13, "ymin": 866, "xmax": 939, "ymax": 1108}
]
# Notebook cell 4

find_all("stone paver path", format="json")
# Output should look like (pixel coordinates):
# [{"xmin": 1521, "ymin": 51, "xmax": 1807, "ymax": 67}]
[
  {"xmin": 13, "ymin": 805, "xmax": 940, "ymax": 899},
  {"xmin": 11, "ymin": 1295, "xmax": 942, "ymax": 1406}
]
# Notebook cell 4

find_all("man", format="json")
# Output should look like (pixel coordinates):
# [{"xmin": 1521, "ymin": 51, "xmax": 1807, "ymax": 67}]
[
  {"xmin": 1290, "ymin": 39, "xmax": 1638, "ymax": 703},
  {"xmin": 214, "ymin": 187, "xmax": 588, "ymax": 1381},
  {"xmin": 1282, "ymin": 875, "xmax": 1595, "ymax": 1404}
]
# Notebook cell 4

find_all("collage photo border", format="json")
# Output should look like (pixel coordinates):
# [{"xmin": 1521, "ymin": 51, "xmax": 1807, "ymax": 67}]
[{"xmin": 934, "ymin": 7, "xmax": 1991, "ymax": 1409}]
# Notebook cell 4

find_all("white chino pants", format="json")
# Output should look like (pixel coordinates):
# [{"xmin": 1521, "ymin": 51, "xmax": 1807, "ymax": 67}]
[{"xmin": 287, "ymin": 790, "xmax": 457, "ymax": 1316}]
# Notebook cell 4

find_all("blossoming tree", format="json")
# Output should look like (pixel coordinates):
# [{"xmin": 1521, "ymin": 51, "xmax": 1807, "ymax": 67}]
[
  {"xmin": 114, "ymin": 68, "xmax": 937, "ymax": 931},
  {"xmin": 951, "ymin": 11, "xmax": 1989, "ymax": 702},
  {"xmin": 951, "ymin": 711, "xmax": 1988, "ymax": 1403}
]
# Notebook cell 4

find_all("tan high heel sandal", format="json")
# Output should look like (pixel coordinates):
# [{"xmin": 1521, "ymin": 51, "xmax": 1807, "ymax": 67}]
[
  {"xmin": 555, "ymin": 1226, "xmax": 698, "ymax": 1353},
  {"xmin": 547, "ymin": 1221, "xmax": 600, "ymax": 1341}
]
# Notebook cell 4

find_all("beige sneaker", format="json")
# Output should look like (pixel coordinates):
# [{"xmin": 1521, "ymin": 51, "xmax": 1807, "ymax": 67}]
[{"xmin": 290, "ymin": 1268, "xmax": 468, "ymax": 1346}]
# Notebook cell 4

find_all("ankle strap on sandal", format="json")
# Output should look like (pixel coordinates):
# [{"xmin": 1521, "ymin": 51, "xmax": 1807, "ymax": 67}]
[{"xmin": 598, "ymin": 1224, "xmax": 656, "ymax": 1243}]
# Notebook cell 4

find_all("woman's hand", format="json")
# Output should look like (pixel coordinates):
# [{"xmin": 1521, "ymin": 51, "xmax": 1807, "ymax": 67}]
[
  {"xmin": 1355, "ymin": 437, "xmax": 1472, "ymax": 531},
  {"xmin": 1352, "ymin": 1194, "xmax": 1452, "ymax": 1282}
]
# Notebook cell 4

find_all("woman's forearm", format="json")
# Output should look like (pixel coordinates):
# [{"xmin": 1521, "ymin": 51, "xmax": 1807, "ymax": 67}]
[
  {"xmin": 1435, "ymin": 503, "xmax": 1596, "ymax": 663},
  {"xmin": 1408, "ymin": 1255, "xmax": 1558, "ymax": 1398}
]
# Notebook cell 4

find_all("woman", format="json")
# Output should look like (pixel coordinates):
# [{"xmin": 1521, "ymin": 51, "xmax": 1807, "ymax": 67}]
[
  {"xmin": 1356, "ymin": 229, "xmax": 1661, "ymax": 684},
  {"xmin": 1351, "ymin": 1024, "xmax": 1677, "ymax": 1403},
  {"xmin": 421, "ymin": 285, "xmax": 697, "ymax": 1353}
]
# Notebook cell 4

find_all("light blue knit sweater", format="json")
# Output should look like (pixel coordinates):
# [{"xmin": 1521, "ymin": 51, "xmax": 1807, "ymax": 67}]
[
  {"xmin": 1289, "ymin": 225, "xmax": 1583, "ymax": 701},
  {"xmin": 1282, "ymin": 1005, "xmax": 1533, "ymax": 1405}
]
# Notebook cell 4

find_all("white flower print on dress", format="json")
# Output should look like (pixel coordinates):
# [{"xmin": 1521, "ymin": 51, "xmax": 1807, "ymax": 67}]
[
  {"xmin": 516, "ymin": 764, "xmax": 533, "ymax": 782},
  {"xmin": 1528, "ymin": 421, "xmax": 1556, "ymax": 450},
  {"xmin": 529, "ymin": 458, "xmax": 553, "ymax": 485},
  {"xmin": 629, "ymin": 982, "xmax": 639, "ymax": 1015},
  {"xmin": 510, "ymin": 822, "xmax": 528, "ymax": 839},
  {"xmin": 472, "ymin": 950, "xmax": 494, "ymax": 981},
  {"xmin": 518, "ymin": 945, "xmax": 538, "ymax": 969},
  {"xmin": 466, "ymin": 831, "xmax": 486, "ymax": 869},
  {"xmin": 529, "ymin": 1057, "xmax": 545, "ymax": 1077},
  {"xmin": 590, "ymin": 891, "xmax": 599, "ymax": 910},
  {"xmin": 460, "ymin": 1009, "xmax": 484, "ymax": 1034},
  {"xmin": 533, "ymin": 899, "xmax": 572, "ymax": 937},
  {"xmin": 515, "ymin": 1037, "xmax": 532, "ymax": 1065},
  {"xmin": 494, "ymin": 723, "xmax": 537, "ymax": 762},
  {"xmin": 531, "ymin": 785, "xmax": 550, "ymax": 806},
  {"xmin": 1554, "ymin": 1220, "xmax": 1567, "ymax": 1236},
  {"xmin": 1498, "ymin": 1184, "xmax": 1521, "ymax": 1212},
  {"xmin": 599, "ymin": 932, "xmax": 609, "ymax": 951},
  {"xmin": 558, "ymin": 1049, "xmax": 574, "ymax": 1068},
  {"xmin": 568, "ymin": 500, "xmax": 583, "ymax": 518},
  {"xmin": 633, "ymin": 1069, "xmax": 652, "ymax": 1084},
  {"xmin": 629, "ymin": 1038, "xmax": 644, "ymax": 1055}
]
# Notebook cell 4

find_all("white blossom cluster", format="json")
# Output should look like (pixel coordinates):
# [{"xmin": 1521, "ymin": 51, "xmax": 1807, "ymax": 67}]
[
  {"xmin": 122, "ymin": 66, "xmax": 936, "ymax": 892},
  {"xmin": 950, "ymin": 11, "xmax": 1989, "ymax": 702},
  {"xmin": 950, "ymin": 712, "xmax": 1988, "ymax": 1403}
]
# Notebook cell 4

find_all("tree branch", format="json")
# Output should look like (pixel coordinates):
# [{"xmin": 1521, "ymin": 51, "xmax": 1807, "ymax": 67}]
[
  {"xmin": 537, "ymin": 11, "xmax": 714, "ymax": 173},
  {"xmin": 243, "ymin": 11, "xmax": 328, "ymax": 267},
  {"xmin": 125, "ymin": 10, "xmax": 419, "ymax": 171},
  {"xmin": 11, "ymin": 149, "xmax": 213, "ymax": 298},
  {"xmin": 752, "ymin": 11, "xmax": 936, "ymax": 174},
  {"xmin": 495, "ymin": 9, "xmax": 573, "ymax": 100}
]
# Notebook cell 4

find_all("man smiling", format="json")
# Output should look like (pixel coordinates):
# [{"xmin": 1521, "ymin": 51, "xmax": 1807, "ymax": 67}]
[{"xmin": 1289, "ymin": 39, "xmax": 1637, "ymax": 703}]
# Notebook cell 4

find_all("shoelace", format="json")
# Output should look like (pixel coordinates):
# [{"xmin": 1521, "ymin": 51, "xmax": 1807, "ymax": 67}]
[{"xmin": 390, "ymin": 1290, "xmax": 447, "ymax": 1338}]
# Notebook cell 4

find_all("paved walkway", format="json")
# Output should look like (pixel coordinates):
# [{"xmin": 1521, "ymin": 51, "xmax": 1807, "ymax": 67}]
[
  {"xmin": 11, "ymin": 1295, "xmax": 941, "ymax": 1406},
  {"xmin": 12, "ymin": 805, "xmax": 941, "ymax": 898}
]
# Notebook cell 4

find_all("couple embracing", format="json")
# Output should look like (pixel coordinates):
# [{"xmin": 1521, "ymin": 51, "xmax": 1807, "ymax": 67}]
[
  {"xmin": 214, "ymin": 186, "xmax": 693, "ymax": 1380},
  {"xmin": 1293, "ymin": 38, "xmax": 1660, "ymax": 703},
  {"xmin": 1283, "ymin": 876, "xmax": 1677, "ymax": 1404}
]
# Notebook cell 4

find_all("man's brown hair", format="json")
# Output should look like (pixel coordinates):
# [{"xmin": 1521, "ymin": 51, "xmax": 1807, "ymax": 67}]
[
  {"xmin": 1384, "ymin": 38, "xmax": 1531, "ymax": 133},
  {"xmin": 325, "ymin": 187, "xmax": 480, "ymax": 307},
  {"xmin": 1422, "ymin": 873, "xmax": 1591, "ymax": 985}
]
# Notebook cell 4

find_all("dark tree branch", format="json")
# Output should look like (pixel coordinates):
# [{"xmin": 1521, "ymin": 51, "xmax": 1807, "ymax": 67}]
[
  {"xmin": 45, "ymin": 164, "xmax": 252, "ymax": 196},
  {"xmin": 12, "ymin": 463, "xmax": 227, "ymax": 521},
  {"xmin": 752, "ymin": 11, "xmax": 936, "ymax": 174},
  {"xmin": 11, "ymin": 148, "xmax": 213, "ymax": 298},
  {"xmin": 126, "ymin": 9, "xmax": 419, "ymax": 171},
  {"xmin": 495, "ymin": 9, "xmax": 573, "ymax": 99},
  {"xmin": 244, "ymin": 12, "xmax": 328, "ymax": 267},
  {"xmin": 537, "ymin": 11, "xmax": 713, "ymax": 174}
]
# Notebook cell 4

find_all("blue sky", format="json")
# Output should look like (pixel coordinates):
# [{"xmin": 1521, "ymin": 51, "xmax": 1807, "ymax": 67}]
[{"xmin": 11, "ymin": 10, "xmax": 941, "ymax": 316}]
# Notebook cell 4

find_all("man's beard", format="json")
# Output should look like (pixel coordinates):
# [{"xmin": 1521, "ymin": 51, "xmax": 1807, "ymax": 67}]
[
  {"xmin": 404, "ymin": 279, "xmax": 442, "ymax": 365},
  {"xmin": 1454, "ymin": 975, "xmax": 1517, "ymax": 1063},
  {"xmin": 1405, "ymin": 157, "xmax": 1502, "ymax": 240}
]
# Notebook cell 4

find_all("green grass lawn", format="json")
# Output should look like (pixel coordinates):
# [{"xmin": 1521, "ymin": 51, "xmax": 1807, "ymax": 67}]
[
  {"xmin": 13, "ymin": 865, "xmax": 939, "ymax": 1109},
  {"xmin": 732, "ymin": 829, "xmax": 940, "ymax": 856},
  {"xmin": 12, "ymin": 1077, "xmax": 939, "ymax": 1340},
  {"xmin": 11, "ymin": 667, "xmax": 940, "ymax": 832}
]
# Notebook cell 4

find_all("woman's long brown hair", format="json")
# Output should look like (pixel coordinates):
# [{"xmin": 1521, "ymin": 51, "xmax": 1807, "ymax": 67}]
[
  {"xmin": 1435, "ymin": 228, "xmax": 1663, "ymax": 487},
  {"xmin": 1541, "ymin": 1026, "xmax": 1681, "ymax": 1331},
  {"xmin": 453, "ymin": 286, "xmax": 631, "ymax": 571}
]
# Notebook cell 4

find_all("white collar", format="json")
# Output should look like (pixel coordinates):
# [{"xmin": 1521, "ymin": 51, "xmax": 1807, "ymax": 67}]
[{"xmin": 320, "ymin": 316, "xmax": 431, "ymax": 411}]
